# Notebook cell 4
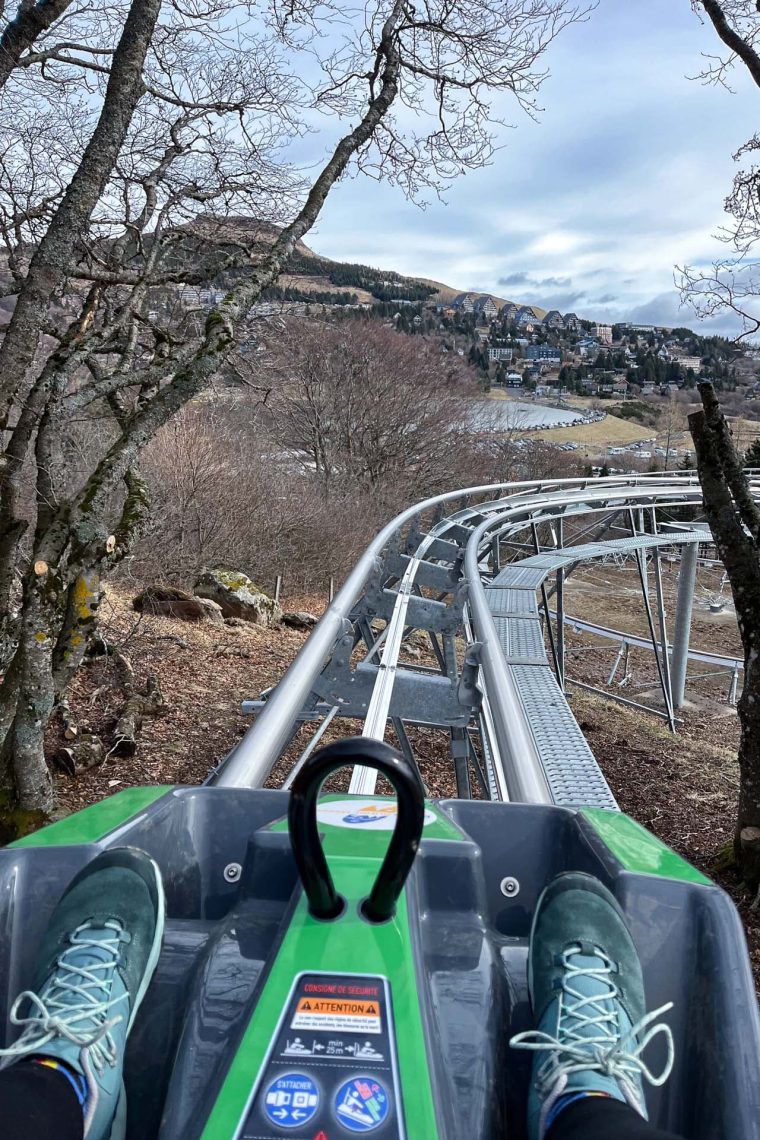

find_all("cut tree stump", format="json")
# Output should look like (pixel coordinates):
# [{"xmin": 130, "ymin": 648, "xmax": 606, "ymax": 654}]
[
  {"xmin": 55, "ymin": 734, "xmax": 105, "ymax": 775},
  {"xmin": 112, "ymin": 676, "xmax": 164, "ymax": 758}
]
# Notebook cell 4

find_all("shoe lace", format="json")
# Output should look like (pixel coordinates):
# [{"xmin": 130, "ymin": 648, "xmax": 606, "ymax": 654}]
[
  {"xmin": 0, "ymin": 920, "xmax": 129, "ymax": 1072},
  {"xmin": 511, "ymin": 943, "xmax": 675, "ymax": 1094}
]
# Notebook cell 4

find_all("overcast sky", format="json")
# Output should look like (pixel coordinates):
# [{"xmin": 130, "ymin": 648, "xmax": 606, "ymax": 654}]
[{"xmin": 304, "ymin": 1, "xmax": 757, "ymax": 335}]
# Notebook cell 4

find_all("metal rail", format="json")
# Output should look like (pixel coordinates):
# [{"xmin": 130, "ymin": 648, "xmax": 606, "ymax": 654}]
[
  {"xmin": 212, "ymin": 471, "xmax": 751, "ymax": 809},
  {"xmin": 215, "ymin": 472, "xmax": 681, "ymax": 789}
]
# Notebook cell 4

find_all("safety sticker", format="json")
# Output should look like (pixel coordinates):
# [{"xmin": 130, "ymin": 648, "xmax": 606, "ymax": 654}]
[
  {"xmin": 316, "ymin": 799, "xmax": 437, "ymax": 831},
  {"xmin": 292, "ymin": 996, "xmax": 381, "ymax": 1035},
  {"xmin": 263, "ymin": 1073, "xmax": 319, "ymax": 1129},
  {"xmin": 335, "ymin": 1077, "xmax": 389, "ymax": 1132},
  {"xmin": 240, "ymin": 973, "xmax": 405, "ymax": 1138}
]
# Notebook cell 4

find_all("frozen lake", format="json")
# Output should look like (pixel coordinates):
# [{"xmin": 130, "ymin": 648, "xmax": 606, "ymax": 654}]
[{"xmin": 469, "ymin": 400, "xmax": 583, "ymax": 430}]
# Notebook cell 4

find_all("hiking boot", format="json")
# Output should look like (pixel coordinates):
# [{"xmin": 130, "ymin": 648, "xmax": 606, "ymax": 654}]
[
  {"xmin": 510, "ymin": 871, "xmax": 674, "ymax": 1140},
  {"xmin": 0, "ymin": 847, "xmax": 164, "ymax": 1140}
]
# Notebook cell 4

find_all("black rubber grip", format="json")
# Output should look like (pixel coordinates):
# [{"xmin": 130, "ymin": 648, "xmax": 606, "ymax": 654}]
[{"xmin": 288, "ymin": 737, "xmax": 426, "ymax": 922}]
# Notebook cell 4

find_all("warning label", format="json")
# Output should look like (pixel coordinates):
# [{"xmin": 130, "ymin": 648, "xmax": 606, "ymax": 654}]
[
  {"xmin": 292, "ymin": 996, "xmax": 381, "ymax": 1034},
  {"xmin": 240, "ymin": 973, "xmax": 404, "ymax": 1138}
]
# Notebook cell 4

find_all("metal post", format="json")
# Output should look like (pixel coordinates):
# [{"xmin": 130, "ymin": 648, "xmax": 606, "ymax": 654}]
[
  {"xmin": 652, "ymin": 546, "xmax": 674, "ymax": 716},
  {"xmin": 556, "ymin": 567, "xmax": 565, "ymax": 690},
  {"xmin": 671, "ymin": 542, "xmax": 698, "ymax": 708},
  {"xmin": 274, "ymin": 575, "xmax": 282, "ymax": 604},
  {"xmin": 532, "ymin": 523, "xmax": 562, "ymax": 685},
  {"xmin": 729, "ymin": 664, "xmax": 740, "ymax": 706},
  {"xmin": 608, "ymin": 640, "xmax": 626, "ymax": 685},
  {"xmin": 633, "ymin": 545, "xmax": 676, "ymax": 732}
]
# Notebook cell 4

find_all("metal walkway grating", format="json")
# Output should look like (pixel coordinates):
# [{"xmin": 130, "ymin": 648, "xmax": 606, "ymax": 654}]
[{"xmin": 510, "ymin": 664, "xmax": 618, "ymax": 809}]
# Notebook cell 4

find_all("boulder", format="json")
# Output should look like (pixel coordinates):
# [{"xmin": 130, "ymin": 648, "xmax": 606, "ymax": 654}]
[
  {"xmin": 194, "ymin": 568, "xmax": 282, "ymax": 626},
  {"xmin": 282, "ymin": 611, "xmax": 319, "ymax": 631},
  {"xmin": 133, "ymin": 586, "xmax": 224, "ymax": 625}
]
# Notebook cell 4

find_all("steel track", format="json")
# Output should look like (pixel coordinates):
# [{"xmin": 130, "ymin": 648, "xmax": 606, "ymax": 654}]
[{"xmin": 211, "ymin": 472, "xmax": 751, "ymax": 807}]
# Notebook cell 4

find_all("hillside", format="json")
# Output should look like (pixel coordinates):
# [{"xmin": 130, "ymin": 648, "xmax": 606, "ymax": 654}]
[{"xmin": 189, "ymin": 216, "xmax": 538, "ymax": 313}]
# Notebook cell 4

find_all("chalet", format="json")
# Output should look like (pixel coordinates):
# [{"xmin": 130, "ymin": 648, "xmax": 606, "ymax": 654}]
[
  {"xmin": 576, "ymin": 338, "xmax": 598, "ymax": 358},
  {"xmin": 515, "ymin": 306, "xmax": 540, "ymax": 327},
  {"xmin": 473, "ymin": 295, "xmax": 499, "ymax": 319},
  {"xmin": 501, "ymin": 303, "xmax": 520, "ymax": 321},
  {"xmin": 564, "ymin": 313, "xmax": 582, "ymax": 332},
  {"xmin": 542, "ymin": 309, "xmax": 564, "ymax": 330},
  {"xmin": 452, "ymin": 292, "xmax": 477, "ymax": 313}
]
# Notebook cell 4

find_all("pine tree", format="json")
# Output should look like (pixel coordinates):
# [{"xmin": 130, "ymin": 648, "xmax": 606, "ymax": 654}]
[{"xmin": 745, "ymin": 438, "xmax": 760, "ymax": 468}]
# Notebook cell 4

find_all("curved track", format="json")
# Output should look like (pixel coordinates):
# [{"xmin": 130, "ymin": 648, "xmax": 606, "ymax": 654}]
[{"xmin": 212, "ymin": 472, "xmax": 744, "ymax": 809}]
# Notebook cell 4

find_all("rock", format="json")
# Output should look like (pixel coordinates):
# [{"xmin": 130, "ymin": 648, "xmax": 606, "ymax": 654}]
[
  {"xmin": 282, "ymin": 611, "xmax": 319, "ymax": 631},
  {"xmin": 193, "ymin": 597, "xmax": 224, "ymax": 625},
  {"xmin": 224, "ymin": 616, "xmax": 248, "ymax": 628},
  {"xmin": 133, "ymin": 585, "xmax": 223, "ymax": 625},
  {"xmin": 194, "ymin": 568, "xmax": 282, "ymax": 626}
]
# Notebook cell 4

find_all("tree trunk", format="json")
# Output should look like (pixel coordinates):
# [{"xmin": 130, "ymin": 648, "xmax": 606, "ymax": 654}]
[{"xmin": 689, "ymin": 381, "xmax": 760, "ymax": 884}]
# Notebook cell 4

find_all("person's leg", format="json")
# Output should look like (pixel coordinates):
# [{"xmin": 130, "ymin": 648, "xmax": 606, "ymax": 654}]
[
  {"xmin": 0, "ymin": 1058, "xmax": 85, "ymax": 1140},
  {"xmin": 0, "ymin": 847, "xmax": 165, "ymax": 1140},
  {"xmin": 510, "ymin": 872, "xmax": 678, "ymax": 1140},
  {"xmin": 546, "ymin": 1096, "xmax": 681, "ymax": 1140}
]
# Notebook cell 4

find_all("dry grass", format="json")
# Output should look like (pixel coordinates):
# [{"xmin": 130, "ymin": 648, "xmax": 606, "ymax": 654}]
[{"xmin": 529, "ymin": 414, "xmax": 652, "ymax": 447}]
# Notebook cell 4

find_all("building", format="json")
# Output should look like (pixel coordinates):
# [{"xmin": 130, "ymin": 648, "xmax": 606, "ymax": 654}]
[
  {"xmin": 672, "ymin": 355, "xmax": 703, "ymax": 374},
  {"xmin": 576, "ymin": 338, "xmax": 598, "ymax": 358},
  {"xmin": 489, "ymin": 346, "xmax": 514, "ymax": 363},
  {"xmin": 473, "ymin": 295, "xmax": 499, "ymax": 319},
  {"xmin": 564, "ymin": 312, "xmax": 582, "ymax": 332},
  {"xmin": 500, "ymin": 303, "xmax": 519, "ymax": 322},
  {"xmin": 505, "ymin": 371, "xmax": 523, "ymax": 387},
  {"xmin": 527, "ymin": 344, "xmax": 561, "ymax": 363},
  {"xmin": 515, "ymin": 306, "xmax": 540, "ymax": 327},
  {"xmin": 542, "ymin": 309, "xmax": 564, "ymax": 329},
  {"xmin": 592, "ymin": 323, "xmax": 613, "ymax": 344},
  {"xmin": 452, "ymin": 292, "xmax": 477, "ymax": 313}
]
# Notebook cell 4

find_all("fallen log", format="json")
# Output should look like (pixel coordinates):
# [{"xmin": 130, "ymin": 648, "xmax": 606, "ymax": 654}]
[
  {"xmin": 55, "ymin": 734, "xmax": 105, "ymax": 775},
  {"xmin": 112, "ymin": 675, "xmax": 164, "ymax": 758}
]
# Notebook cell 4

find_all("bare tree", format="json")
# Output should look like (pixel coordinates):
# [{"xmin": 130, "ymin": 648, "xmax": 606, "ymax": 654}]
[
  {"xmin": 679, "ymin": 2, "xmax": 760, "ymax": 338},
  {"xmin": 0, "ymin": 0, "xmax": 589, "ymax": 825},
  {"xmin": 689, "ymin": 381, "xmax": 760, "ymax": 887},
  {"xmin": 266, "ymin": 321, "xmax": 480, "ymax": 496}
]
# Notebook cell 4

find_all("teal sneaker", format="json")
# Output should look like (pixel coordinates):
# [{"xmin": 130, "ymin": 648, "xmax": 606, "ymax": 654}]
[
  {"xmin": 510, "ymin": 872, "xmax": 674, "ymax": 1140},
  {"xmin": 0, "ymin": 847, "xmax": 164, "ymax": 1140}
]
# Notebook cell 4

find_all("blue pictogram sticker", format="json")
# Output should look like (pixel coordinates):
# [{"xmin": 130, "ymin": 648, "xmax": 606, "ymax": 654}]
[
  {"xmin": 263, "ymin": 1073, "xmax": 319, "ymax": 1129},
  {"xmin": 343, "ymin": 813, "xmax": 385, "ymax": 825},
  {"xmin": 334, "ymin": 1076, "xmax": 389, "ymax": 1132}
]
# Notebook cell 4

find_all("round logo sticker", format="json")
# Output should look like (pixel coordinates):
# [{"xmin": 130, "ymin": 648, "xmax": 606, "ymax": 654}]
[
  {"xmin": 334, "ymin": 1076, "xmax": 389, "ymax": 1132},
  {"xmin": 263, "ymin": 1072, "xmax": 319, "ymax": 1129},
  {"xmin": 317, "ymin": 799, "xmax": 437, "ymax": 831}
]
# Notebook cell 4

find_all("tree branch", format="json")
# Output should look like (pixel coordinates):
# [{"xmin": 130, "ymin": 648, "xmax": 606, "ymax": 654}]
[
  {"xmin": 0, "ymin": 0, "xmax": 162, "ymax": 430},
  {"xmin": 700, "ymin": 0, "xmax": 760, "ymax": 89}
]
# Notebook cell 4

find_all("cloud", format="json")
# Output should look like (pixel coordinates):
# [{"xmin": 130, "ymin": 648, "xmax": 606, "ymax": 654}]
[
  {"xmin": 498, "ymin": 272, "xmax": 573, "ymax": 289},
  {"xmin": 626, "ymin": 291, "xmax": 745, "ymax": 336},
  {"xmin": 595, "ymin": 293, "xmax": 618, "ymax": 304},
  {"xmin": 535, "ymin": 291, "xmax": 588, "ymax": 311},
  {"xmin": 498, "ymin": 272, "xmax": 529, "ymax": 286}
]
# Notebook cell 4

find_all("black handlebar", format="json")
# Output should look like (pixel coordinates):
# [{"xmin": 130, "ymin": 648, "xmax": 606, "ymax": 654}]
[{"xmin": 288, "ymin": 737, "xmax": 426, "ymax": 923}]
